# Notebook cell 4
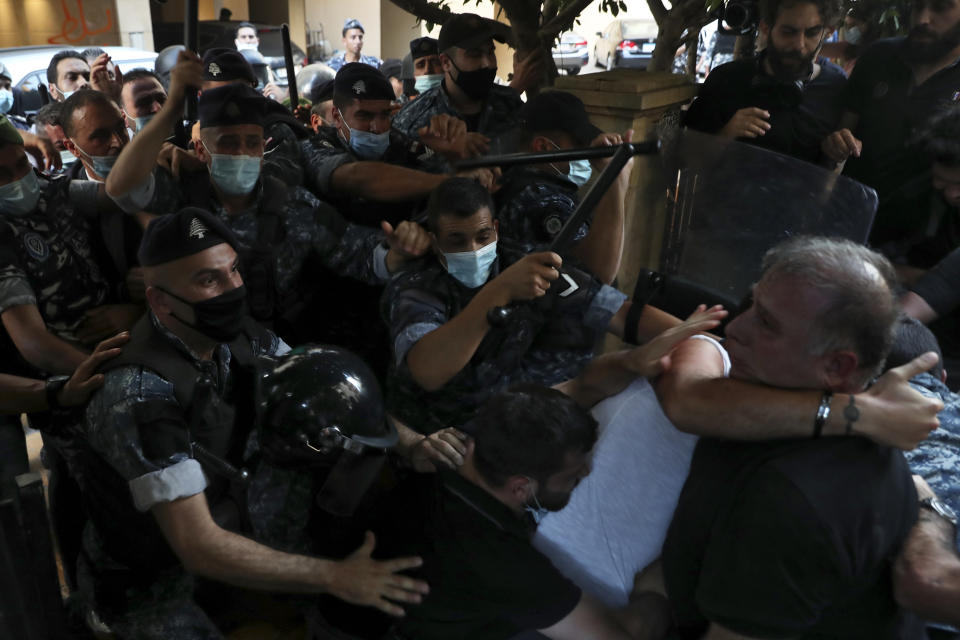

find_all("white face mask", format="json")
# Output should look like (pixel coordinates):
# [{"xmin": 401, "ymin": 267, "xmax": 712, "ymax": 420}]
[{"xmin": 236, "ymin": 41, "xmax": 258, "ymax": 51}]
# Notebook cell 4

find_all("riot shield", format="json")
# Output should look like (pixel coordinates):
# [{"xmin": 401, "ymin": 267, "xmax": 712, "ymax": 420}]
[{"xmin": 657, "ymin": 128, "xmax": 878, "ymax": 302}]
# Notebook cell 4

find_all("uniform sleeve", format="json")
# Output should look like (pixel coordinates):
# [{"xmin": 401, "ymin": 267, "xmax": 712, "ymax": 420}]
[
  {"xmin": 842, "ymin": 43, "xmax": 882, "ymax": 116},
  {"xmin": 384, "ymin": 276, "xmax": 448, "ymax": 365},
  {"xmin": 0, "ymin": 227, "xmax": 36, "ymax": 314},
  {"xmin": 694, "ymin": 468, "xmax": 848, "ymax": 637},
  {"xmin": 911, "ymin": 247, "xmax": 960, "ymax": 317},
  {"xmin": 122, "ymin": 166, "xmax": 184, "ymax": 215},
  {"xmin": 84, "ymin": 366, "xmax": 207, "ymax": 512},
  {"xmin": 300, "ymin": 136, "xmax": 354, "ymax": 196},
  {"xmin": 300, "ymin": 190, "xmax": 387, "ymax": 285}
]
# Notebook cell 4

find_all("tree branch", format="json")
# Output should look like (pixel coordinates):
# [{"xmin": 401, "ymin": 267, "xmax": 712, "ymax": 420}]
[
  {"xmin": 386, "ymin": 0, "xmax": 454, "ymax": 26},
  {"xmin": 540, "ymin": 0, "xmax": 597, "ymax": 39},
  {"xmin": 646, "ymin": 0, "xmax": 669, "ymax": 25}
]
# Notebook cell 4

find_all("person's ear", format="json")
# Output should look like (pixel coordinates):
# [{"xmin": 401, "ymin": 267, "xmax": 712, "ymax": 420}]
[
  {"xmin": 440, "ymin": 52, "xmax": 453, "ymax": 74},
  {"xmin": 531, "ymin": 136, "xmax": 550, "ymax": 153},
  {"xmin": 63, "ymin": 137, "xmax": 78, "ymax": 155},
  {"xmin": 823, "ymin": 350, "xmax": 859, "ymax": 388},
  {"xmin": 144, "ymin": 285, "xmax": 170, "ymax": 317},
  {"xmin": 759, "ymin": 19, "xmax": 771, "ymax": 40},
  {"xmin": 310, "ymin": 113, "xmax": 322, "ymax": 133},
  {"xmin": 506, "ymin": 475, "xmax": 534, "ymax": 503}
]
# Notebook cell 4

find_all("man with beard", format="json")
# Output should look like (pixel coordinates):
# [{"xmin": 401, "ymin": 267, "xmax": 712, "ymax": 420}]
[
  {"xmin": 822, "ymin": 0, "xmax": 960, "ymax": 248},
  {"xmin": 684, "ymin": 0, "xmax": 845, "ymax": 164}
]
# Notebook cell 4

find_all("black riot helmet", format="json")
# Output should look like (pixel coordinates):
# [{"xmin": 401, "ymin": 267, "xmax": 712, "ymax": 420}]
[
  {"xmin": 155, "ymin": 44, "xmax": 188, "ymax": 91},
  {"xmin": 239, "ymin": 49, "xmax": 271, "ymax": 90},
  {"xmin": 258, "ymin": 345, "xmax": 397, "ymax": 515}
]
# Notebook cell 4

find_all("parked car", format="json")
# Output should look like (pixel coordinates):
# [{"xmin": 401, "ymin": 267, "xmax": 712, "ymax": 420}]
[
  {"xmin": 0, "ymin": 45, "xmax": 157, "ymax": 116},
  {"xmin": 154, "ymin": 21, "xmax": 307, "ymax": 86},
  {"xmin": 593, "ymin": 19, "xmax": 658, "ymax": 70},
  {"xmin": 551, "ymin": 32, "xmax": 589, "ymax": 75}
]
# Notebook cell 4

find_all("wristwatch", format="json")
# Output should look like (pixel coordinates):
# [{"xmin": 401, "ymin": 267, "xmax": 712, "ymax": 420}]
[{"xmin": 919, "ymin": 496, "xmax": 958, "ymax": 527}]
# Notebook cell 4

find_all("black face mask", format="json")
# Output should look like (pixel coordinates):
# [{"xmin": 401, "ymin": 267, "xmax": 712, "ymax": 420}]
[
  {"xmin": 449, "ymin": 59, "xmax": 497, "ymax": 101},
  {"xmin": 161, "ymin": 285, "xmax": 248, "ymax": 343}
]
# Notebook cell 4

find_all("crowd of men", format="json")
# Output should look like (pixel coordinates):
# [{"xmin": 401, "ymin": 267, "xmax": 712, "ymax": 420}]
[{"xmin": 1, "ymin": 0, "xmax": 960, "ymax": 638}]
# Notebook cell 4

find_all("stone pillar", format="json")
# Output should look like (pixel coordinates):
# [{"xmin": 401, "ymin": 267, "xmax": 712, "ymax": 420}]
[{"xmin": 553, "ymin": 70, "xmax": 696, "ymax": 306}]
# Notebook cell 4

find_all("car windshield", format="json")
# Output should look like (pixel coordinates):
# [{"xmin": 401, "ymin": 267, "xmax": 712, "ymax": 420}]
[{"xmin": 621, "ymin": 21, "xmax": 656, "ymax": 39}]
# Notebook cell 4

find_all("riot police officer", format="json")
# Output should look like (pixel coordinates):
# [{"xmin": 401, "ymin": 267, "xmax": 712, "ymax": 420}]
[
  {"xmin": 77, "ymin": 208, "xmax": 428, "ymax": 639},
  {"xmin": 106, "ymin": 61, "xmax": 429, "ymax": 343}
]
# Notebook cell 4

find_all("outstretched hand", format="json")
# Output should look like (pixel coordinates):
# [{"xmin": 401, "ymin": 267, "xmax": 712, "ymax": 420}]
[
  {"xmin": 58, "ymin": 332, "xmax": 130, "ymax": 407},
  {"xmin": 624, "ymin": 304, "xmax": 728, "ymax": 378},
  {"xmin": 328, "ymin": 531, "xmax": 429, "ymax": 616}
]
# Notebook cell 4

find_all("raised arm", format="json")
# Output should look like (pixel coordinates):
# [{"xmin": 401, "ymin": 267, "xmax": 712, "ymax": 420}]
[
  {"xmin": 405, "ymin": 252, "xmax": 560, "ymax": 391},
  {"xmin": 330, "ymin": 162, "xmax": 448, "ymax": 202},
  {"xmin": 105, "ymin": 51, "xmax": 204, "ymax": 198},
  {"xmin": 656, "ymin": 338, "xmax": 944, "ymax": 448}
]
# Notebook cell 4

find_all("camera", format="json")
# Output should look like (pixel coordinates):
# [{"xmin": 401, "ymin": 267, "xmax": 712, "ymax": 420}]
[{"xmin": 719, "ymin": 0, "xmax": 760, "ymax": 35}]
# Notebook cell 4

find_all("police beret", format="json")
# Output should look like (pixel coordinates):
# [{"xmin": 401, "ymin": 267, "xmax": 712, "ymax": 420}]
[
  {"xmin": 410, "ymin": 37, "xmax": 438, "ymax": 60},
  {"xmin": 138, "ymin": 207, "xmax": 239, "ymax": 267},
  {"xmin": 381, "ymin": 58, "xmax": 403, "ymax": 80},
  {"xmin": 519, "ymin": 91, "xmax": 602, "ymax": 145},
  {"xmin": 310, "ymin": 78, "xmax": 335, "ymax": 104},
  {"xmin": 202, "ymin": 47, "xmax": 257, "ymax": 85},
  {"xmin": 333, "ymin": 63, "xmax": 395, "ymax": 102},
  {"xmin": 0, "ymin": 115, "xmax": 23, "ymax": 147},
  {"xmin": 343, "ymin": 19, "xmax": 364, "ymax": 33},
  {"xmin": 438, "ymin": 13, "xmax": 506, "ymax": 52},
  {"xmin": 198, "ymin": 83, "xmax": 268, "ymax": 129}
]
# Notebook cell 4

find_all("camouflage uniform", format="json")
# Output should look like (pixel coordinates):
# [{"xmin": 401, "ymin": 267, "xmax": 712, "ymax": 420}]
[
  {"xmin": 390, "ymin": 80, "xmax": 523, "ymax": 142},
  {"xmin": 0, "ymin": 172, "xmax": 111, "ymax": 363},
  {"xmin": 299, "ymin": 125, "xmax": 429, "ymax": 227},
  {"xmin": 382, "ymin": 242, "xmax": 627, "ymax": 434},
  {"xmin": 325, "ymin": 53, "xmax": 382, "ymax": 71},
  {"xmin": 74, "ymin": 313, "xmax": 290, "ymax": 639},
  {"xmin": 494, "ymin": 167, "xmax": 589, "ymax": 254},
  {"xmin": 905, "ymin": 372, "xmax": 960, "ymax": 549},
  {"xmin": 120, "ymin": 168, "xmax": 391, "ymax": 342}
]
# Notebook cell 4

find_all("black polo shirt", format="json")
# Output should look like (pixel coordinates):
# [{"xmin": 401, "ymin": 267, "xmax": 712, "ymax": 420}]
[
  {"xmin": 662, "ymin": 436, "xmax": 918, "ymax": 639},
  {"xmin": 842, "ymin": 38, "xmax": 960, "ymax": 245},
  {"xmin": 684, "ymin": 54, "xmax": 847, "ymax": 164},
  {"xmin": 371, "ymin": 470, "xmax": 581, "ymax": 640}
]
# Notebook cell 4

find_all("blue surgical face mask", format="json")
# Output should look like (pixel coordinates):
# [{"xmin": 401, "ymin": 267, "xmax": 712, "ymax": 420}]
[
  {"xmin": 844, "ymin": 26, "xmax": 863, "ymax": 45},
  {"xmin": 59, "ymin": 149, "xmax": 77, "ymax": 165},
  {"xmin": 204, "ymin": 143, "xmax": 261, "ymax": 196},
  {"xmin": 441, "ymin": 239, "xmax": 497, "ymax": 289},
  {"xmin": 414, "ymin": 74, "xmax": 443, "ymax": 93},
  {"xmin": 336, "ymin": 109, "xmax": 390, "ymax": 160},
  {"xmin": 0, "ymin": 170, "xmax": 41, "ymax": 216},
  {"xmin": 566, "ymin": 158, "xmax": 592, "ymax": 188},
  {"xmin": 72, "ymin": 142, "xmax": 119, "ymax": 180},
  {"xmin": 133, "ymin": 113, "xmax": 155, "ymax": 132},
  {"xmin": 545, "ymin": 138, "xmax": 593, "ymax": 188},
  {"xmin": 59, "ymin": 88, "xmax": 76, "ymax": 101},
  {"xmin": 0, "ymin": 89, "xmax": 12, "ymax": 114}
]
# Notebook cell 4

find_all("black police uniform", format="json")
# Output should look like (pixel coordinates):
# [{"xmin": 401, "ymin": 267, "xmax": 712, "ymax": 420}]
[{"xmin": 382, "ymin": 242, "xmax": 626, "ymax": 434}]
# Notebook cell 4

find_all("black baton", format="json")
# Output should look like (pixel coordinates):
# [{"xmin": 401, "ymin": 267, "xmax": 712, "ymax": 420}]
[
  {"xmin": 483, "ymin": 140, "xmax": 660, "ymax": 326},
  {"xmin": 282, "ymin": 24, "xmax": 299, "ymax": 106}
]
